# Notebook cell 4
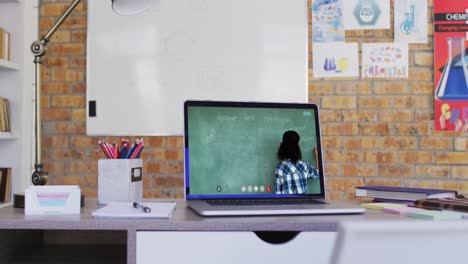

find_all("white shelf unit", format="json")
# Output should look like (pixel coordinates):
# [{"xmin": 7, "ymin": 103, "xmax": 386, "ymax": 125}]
[
  {"xmin": 0, "ymin": 59, "xmax": 19, "ymax": 71},
  {"xmin": 0, "ymin": 131, "xmax": 15, "ymax": 139},
  {"xmin": 0, "ymin": 0, "xmax": 36, "ymax": 204}
]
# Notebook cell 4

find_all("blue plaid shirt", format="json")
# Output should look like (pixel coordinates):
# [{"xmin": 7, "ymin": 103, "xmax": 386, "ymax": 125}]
[{"xmin": 274, "ymin": 160, "xmax": 319, "ymax": 194}]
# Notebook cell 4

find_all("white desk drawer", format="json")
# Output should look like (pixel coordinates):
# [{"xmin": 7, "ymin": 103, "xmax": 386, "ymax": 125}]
[{"xmin": 136, "ymin": 231, "xmax": 336, "ymax": 264}]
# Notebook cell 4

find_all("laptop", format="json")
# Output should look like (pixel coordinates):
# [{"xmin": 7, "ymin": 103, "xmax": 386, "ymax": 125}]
[{"xmin": 184, "ymin": 100, "xmax": 365, "ymax": 216}]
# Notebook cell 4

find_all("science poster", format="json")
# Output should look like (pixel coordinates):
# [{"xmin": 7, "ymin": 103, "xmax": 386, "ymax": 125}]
[
  {"xmin": 361, "ymin": 43, "xmax": 408, "ymax": 79},
  {"xmin": 394, "ymin": 0, "xmax": 428, "ymax": 43},
  {"xmin": 343, "ymin": 0, "xmax": 390, "ymax": 30},
  {"xmin": 312, "ymin": 42, "xmax": 359, "ymax": 78},
  {"xmin": 434, "ymin": 0, "xmax": 468, "ymax": 131},
  {"xmin": 312, "ymin": 0, "xmax": 344, "ymax": 42}
]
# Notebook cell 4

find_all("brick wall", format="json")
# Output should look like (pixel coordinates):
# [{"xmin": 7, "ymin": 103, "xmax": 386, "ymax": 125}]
[{"xmin": 40, "ymin": 0, "xmax": 468, "ymax": 200}]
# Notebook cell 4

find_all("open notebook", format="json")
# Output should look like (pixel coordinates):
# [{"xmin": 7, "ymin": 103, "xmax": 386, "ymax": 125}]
[{"xmin": 183, "ymin": 100, "xmax": 364, "ymax": 216}]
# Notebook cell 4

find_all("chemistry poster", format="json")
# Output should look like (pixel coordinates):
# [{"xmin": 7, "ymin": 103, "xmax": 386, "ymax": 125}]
[
  {"xmin": 394, "ymin": 0, "xmax": 428, "ymax": 43},
  {"xmin": 434, "ymin": 0, "xmax": 468, "ymax": 131},
  {"xmin": 312, "ymin": 0, "xmax": 344, "ymax": 42},
  {"xmin": 361, "ymin": 43, "xmax": 408, "ymax": 79},
  {"xmin": 312, "ymin": 42, "xmax": 359, "ymax": 78},
  {"xmin": 343, "ymin": 0, "xmax": 390, "ymax": 30}
]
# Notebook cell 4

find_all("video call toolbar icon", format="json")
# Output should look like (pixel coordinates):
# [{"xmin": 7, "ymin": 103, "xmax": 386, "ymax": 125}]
[{"xmin": 240, "ymin": 185, "xmax": 272, "ymax": 193}]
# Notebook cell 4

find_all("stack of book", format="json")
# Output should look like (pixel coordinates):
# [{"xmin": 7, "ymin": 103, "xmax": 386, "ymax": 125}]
[
  {"xmin": 0, "ymin": 97, "xmax": 10, "ymax": 132},
  {"xmin": 0, "ymin": 167, "xmax": 12, "ymax": 203},
  {"xmin": 355, "ymin": 186, "xmax": 457, "ymax": 205},
  {"xmin": 0, "ymin": 27, "xmax": 11, "ymax": 61}
]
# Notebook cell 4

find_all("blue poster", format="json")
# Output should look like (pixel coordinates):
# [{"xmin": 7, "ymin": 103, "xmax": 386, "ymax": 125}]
[{"xmin": 312, "ymin": 0, "xmax": 344, "ymax": 42}]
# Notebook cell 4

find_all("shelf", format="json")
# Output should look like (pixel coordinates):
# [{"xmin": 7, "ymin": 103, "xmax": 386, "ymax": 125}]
[
  {"xmin": 0, "ymin": 0, "xmax": 35, "ymax": 208},
  {"xmin": 0, "ymin": 132, "xmax": 14, "ymax": 139},
  {"xmin": 0, "ymin": 202, "xmax": 12, "ymax": 209},
  {"xmin": 0, "ymin": 59, "xmax": 19, "ymax": 71}
]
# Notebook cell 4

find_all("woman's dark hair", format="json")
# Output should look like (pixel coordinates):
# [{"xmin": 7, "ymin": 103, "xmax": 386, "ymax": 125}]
[{"xmin": 277, "ymin": 130, "xmax": 302, "ymax": 163}]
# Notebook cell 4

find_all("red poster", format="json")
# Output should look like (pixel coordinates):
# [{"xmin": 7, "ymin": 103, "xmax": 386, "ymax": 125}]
[{"xmin": 434, "ymin": 0, "xmax": 468, "ymax": 131}]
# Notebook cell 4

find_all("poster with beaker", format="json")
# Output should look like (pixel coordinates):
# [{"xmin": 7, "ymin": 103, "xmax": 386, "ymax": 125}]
[
  {"xmin": 343, "ymin": 0, "xmax": 390, "ymax": 30},
  {"xmin": 434, "ymin": 0, "xmax": 468, "ymax": 131},
  {"xmin": 312, "ymin": 0, "xmax": 344, "ymax": 42},
  {"xmin": 394, "ymin": 0, "xmax": 428, "ymax": 43},
  {"xmin": 312, "ymin": 42, "xmax": 359, "ymax": 78}
]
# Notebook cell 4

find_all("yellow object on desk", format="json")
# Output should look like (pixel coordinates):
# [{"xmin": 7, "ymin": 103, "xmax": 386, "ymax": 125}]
[{"xmin": 360, "ymin": 203, "xmax": 407, "ymax": 210}]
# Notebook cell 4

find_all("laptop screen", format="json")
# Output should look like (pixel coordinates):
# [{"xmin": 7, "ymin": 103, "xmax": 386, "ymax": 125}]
[{"xmin": 184, "ymin": 101, "xmax": 325, "ymax": 199}]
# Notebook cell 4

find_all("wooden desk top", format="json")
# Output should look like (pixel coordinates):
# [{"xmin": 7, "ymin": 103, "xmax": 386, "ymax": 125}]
[{"xmin": 0, "ymin": 199, "xmax": 414, "ymax": 232}]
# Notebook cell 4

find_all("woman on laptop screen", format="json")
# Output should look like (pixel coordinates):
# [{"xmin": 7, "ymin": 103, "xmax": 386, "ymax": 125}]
[{"xmin": 275, "ymin": 130, "xmax": 319, "ymax": 194}]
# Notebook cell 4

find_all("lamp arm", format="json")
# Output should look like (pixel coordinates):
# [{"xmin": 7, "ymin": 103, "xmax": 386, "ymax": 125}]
[
  {"xmin": 30, "ymin": 0, "xmax": 82, "ymax": 186},
  {"xmin": 31, "ymin": 0, "xmax": 81, "ymax": 57}
]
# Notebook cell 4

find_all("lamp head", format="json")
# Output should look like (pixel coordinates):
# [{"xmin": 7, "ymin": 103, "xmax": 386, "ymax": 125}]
[{"xmin": 111, "ymin": 0, "xmax": 150, "ymax": 15}]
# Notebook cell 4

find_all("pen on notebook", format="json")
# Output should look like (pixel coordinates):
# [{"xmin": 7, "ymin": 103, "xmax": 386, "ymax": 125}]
[{"xmin": 133, "ymin": 202, "xmax": 151, "ymax": 213}]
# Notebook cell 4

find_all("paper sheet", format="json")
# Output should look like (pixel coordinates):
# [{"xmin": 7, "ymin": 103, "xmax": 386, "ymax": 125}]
[
  {"xmin": 394, "ymin": 0, "xmax": 428, "ymax": 43},
  {"xmin": 92, "ymin": 202, "xmax": 176, "ymax": 218},
  {"xmin": 312, "ymin": 42, "xmax": 359, "ymax": 78},
  {"xmin": 343, "ymin": 0, "xmax": 390, "ymax": 30},
  {"xmin": 361, "ymin": 43, "xmax": 409, "ymax": 79},
  {"xmin": 312, "ymin": 0, "xmax": 345, "ymax": 42}
]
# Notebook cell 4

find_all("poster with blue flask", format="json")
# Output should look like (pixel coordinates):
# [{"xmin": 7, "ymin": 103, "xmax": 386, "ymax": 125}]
[
  {"xmin": 394, "ymin": 0, "xmax": 428, "ymax": 43},
  {"xmin": 434, "ymin": 0, "xmax": 468, "ymax": 131}
]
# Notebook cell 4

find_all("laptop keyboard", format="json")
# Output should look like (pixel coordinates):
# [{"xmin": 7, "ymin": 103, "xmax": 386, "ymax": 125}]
[{"xmin": 206, "ymin": 199, "xmax": 326, "ymax": 206}]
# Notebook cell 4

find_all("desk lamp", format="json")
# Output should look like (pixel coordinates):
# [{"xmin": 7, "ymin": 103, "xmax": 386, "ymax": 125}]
[{"xmin": 30, "ymin": 0, "xmax": 150, "ymax": 185}]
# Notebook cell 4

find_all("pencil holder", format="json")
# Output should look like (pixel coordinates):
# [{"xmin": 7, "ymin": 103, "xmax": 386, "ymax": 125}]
[{"xmin": 98, "ymin": 159, "xmax": 143, "ymax": 204}]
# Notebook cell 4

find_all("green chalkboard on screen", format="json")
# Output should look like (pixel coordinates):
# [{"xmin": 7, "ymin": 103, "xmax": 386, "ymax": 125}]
[{"xmin": 187, "ymin": 106, "xmax": 321, "ymax": 195}]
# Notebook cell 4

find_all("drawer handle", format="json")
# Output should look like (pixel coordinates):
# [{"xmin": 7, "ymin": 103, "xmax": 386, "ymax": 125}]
[{"xmin": 254, "ymin": 231, "xmax": 299, "ymax": 244}]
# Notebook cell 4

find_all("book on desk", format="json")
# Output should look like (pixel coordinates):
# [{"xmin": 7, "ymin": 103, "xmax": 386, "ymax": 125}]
[{"xmin": 355, "ymin": 186, "xmax": 457, "ymax": 202}]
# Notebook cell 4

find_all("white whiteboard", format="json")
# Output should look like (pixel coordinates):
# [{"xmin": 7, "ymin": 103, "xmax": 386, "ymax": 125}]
[{"xmin": 87, "ymin": 0, "xmax": 308, "ymax": 136}]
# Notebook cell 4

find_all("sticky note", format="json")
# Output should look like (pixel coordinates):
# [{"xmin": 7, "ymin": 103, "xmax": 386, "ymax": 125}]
[
  {"xmin": 382, "ymin": 207, "xmax": 423, "ymax": 215},
  {"xmin": 360, "ymin": 203, "xmax": 407, "ymax": 210},
  {"xmin": 407, "ymin": 210, "xmax": 462, "ymax": 220}
]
